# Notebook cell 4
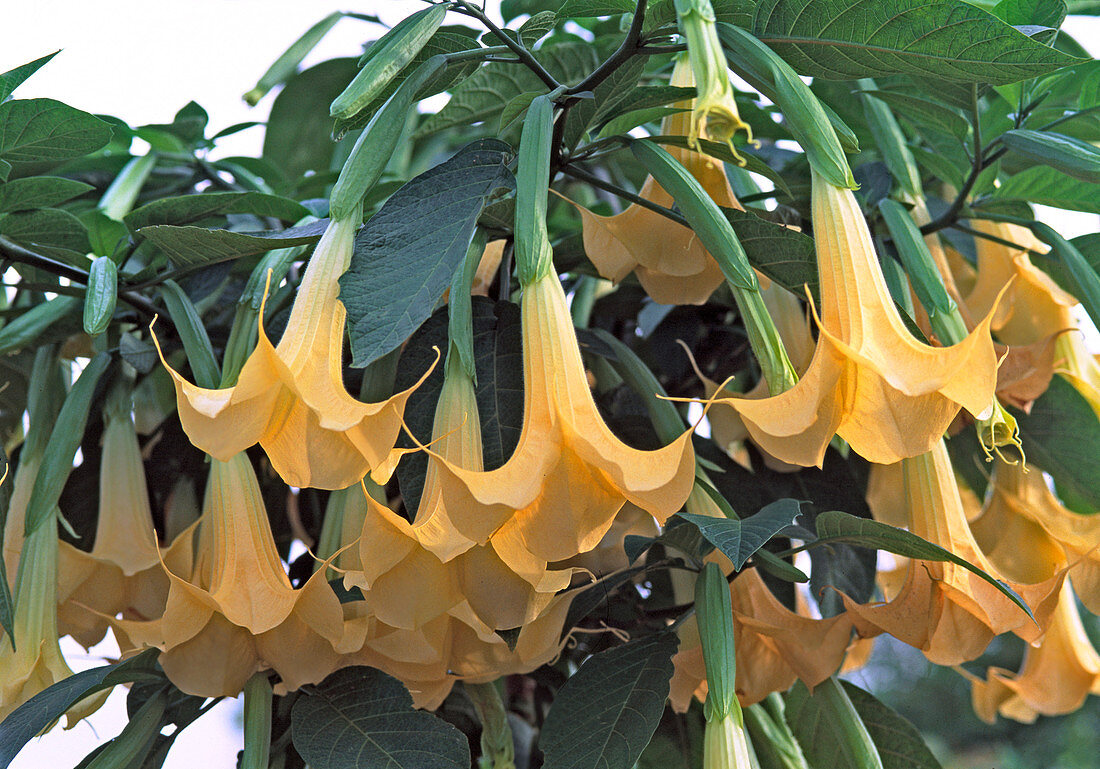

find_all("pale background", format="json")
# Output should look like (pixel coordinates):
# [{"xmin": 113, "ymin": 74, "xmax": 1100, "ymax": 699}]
[{"xmin": 1, "ymin": 3, "xmax": 1097, "ymax": 767}]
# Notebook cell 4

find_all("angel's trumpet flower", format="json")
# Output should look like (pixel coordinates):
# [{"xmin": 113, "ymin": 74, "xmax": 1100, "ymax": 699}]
[
  {"xmin": 0, "ymin": 510, "xmax": 106, "ymax": 725},
  {"xmin": 968, "ymin": 583, "xmax": 1100, "ymax": 723},
  {"xmin": 842, "ymin": 442, "xmax": 1064, "ymax": 665},
  {"xmin": 55, "ymin": 391, "xmax": 187, "ymax": 648},
  {"xmin": 669, "ymin": 488, "xmax": 855, "ymax": 711},
  {"xmin": 113, "ymin": 454, "xmax": 360, "ymax": 697},
  {"xmin": 157, "ymin": 210, "xmax": 430, "ymax": 490},
  {"xmin": 423, "ymin": 271, "xmax": 696, "ymax": 567},
  {"xmin": 564, "ymin": 56, "xmax": 738, "ymax": 305},
  {"xmin": 729, "ymin": 173, "xmax": 999, "ymax": 466}
]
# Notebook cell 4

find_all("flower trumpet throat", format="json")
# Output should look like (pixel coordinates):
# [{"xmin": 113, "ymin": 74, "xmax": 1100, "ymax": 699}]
[
  {"xmin": 675, "ymin": 0, "xmax": 754, "ymax": 161},
  {"xmin": 156, "ymin": 210, "xmax": 433, "ymax": 490}
]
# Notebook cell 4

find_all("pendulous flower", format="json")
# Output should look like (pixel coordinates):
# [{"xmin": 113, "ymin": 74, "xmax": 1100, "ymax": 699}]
[{"xmin": 157, "ymin": 210, "xmax": 431, "ymax": 490}]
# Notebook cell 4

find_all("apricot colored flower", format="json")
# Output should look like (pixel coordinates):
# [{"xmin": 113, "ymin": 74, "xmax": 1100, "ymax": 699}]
[
  {"xmin": 564, "ymin": 57, "xmax": 736, "ymax": 305},
  {"xmin": 842, "ymin": 441, "xmax": 1064, "ymax": 665},
  {"xmin": 669, "ymin": 489, "xmax": 855, "ymax": 710},
  {"xmin": 968, "ymin": 583, "xmax": 1100, "ymax": 723},
  {"xmin": 55, "ymin": 398, "xmax": 178, "ymax": 648},
  {"xmin": 1, "ymin": 512, "xmax": 106, "ymax": 725},
  {"xmin": 113, "ymin": 453, "xmax": 362, "ymax": 697},
  {"xmin": 978, "ymin": 459, "xmax": 1100, "ymax": 615},
  {"xmin": 425, "ymin": 271, "xmax": 696, "ymax": 567},
  {"xmin": 158, "ymin": 212, "xmax": 429, "ymax": 490},
  {"xmin": 727, "ymin": 173, "xmax": 999, "ymax": 466}
]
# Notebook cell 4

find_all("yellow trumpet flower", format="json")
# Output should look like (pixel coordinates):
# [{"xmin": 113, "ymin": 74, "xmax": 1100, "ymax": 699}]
[
  {"xmin": 422, "ymin": 271, "xmax": 696, "ymax": 566},
  {"xmin": 968, "ymin": 583, "xmax": 1100, "ymax": 723},
  {"xmin": 728, "ymin": 173, "xmax": 999, "ymax": 466},
  {"xmin": 113, "ymin": 453, "xmax": 361, "ymax": 697},
  {"xmin": 157, "ymin": 212, "xmax": 430, "ymax": 490},
  {"xmin": 563, "ymin": 56, "xmax": 738, "ymax": 305},
  {"xmin": 843, "ymin": 441, "xmax": 1064, "ymax": 665}
]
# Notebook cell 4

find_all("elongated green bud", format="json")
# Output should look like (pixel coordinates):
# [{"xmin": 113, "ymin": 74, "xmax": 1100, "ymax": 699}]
[
  {"xmin": 157, "ymin": 280, "xmax": 220, "ymax": 389},
  {"xmin": 814, "ymin": 678, "xmax": 884, "ymax": 769},
  {"xmin": 514, "ymin": 94, "xmax": 556, "ymax": 286},
  {"xmin": 877, "ymin": 200, "xmax": 956, "ymax": 319},
  {"xmin": 99, "ymin": 153, "xmax": 156, "ymax": 222},
  {"xmin": 85, "ymin": 689, "xmax": 168, "ymax": 769},
  {"xmin": 695, "ymin": 562, "xmax": 737, "ymax": 722},
  {"xmin": 744, "ymin": 701, "xmax": 810, "ymax": 769},
  {"xmin": 631, "ymin": 139, "xmax": 797, "ymax": 394},
  {"xmin": 858, "ymin": 79, "xmax": 921, "ymax": 197},
  {"xmin": 330, "ymin": 4, "xmax": 447, "ymax": 121},
  {"xmin": 245, "ymin": 12, "xmax": 345, "ymax": 105},
  {"xmin": 717, "ymin": 24, "xmax": 856, "ymax": 189},
  {"xmin": 83, "ymin": 256, "xmax": 118, "ymax": 336},
  {"xmin": 1002, "ymin": 129, "xmax": 1100, "ymax": 184},
  {"xmin": 241, "ymin": 673, "xmax": 273, "ymax": 769},
  {"xmin": 329, "ymin": 55, "xmax": 448, "ymax": 220}
]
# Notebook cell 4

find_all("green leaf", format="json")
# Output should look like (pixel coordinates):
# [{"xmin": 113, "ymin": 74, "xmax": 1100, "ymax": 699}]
[
  {"xmin": 722, "ymin": 207, "xmax": 819, "ymax": 301},
  {"xmin": 752, "ymin": 0, "xmax": 1083, "ymax": 83},
  {"xmin": 859, "ymin": 90, "xmax": 970, "ymax": 142},
  {"xmin": 649, "ymin": 134, "xmax": 793, "ymax": 200},
  {"xmin": 0, "ymin": 297, "xmax": 81, "ymax": 356},
  {"xmin": 0, "ymin": 176, "xmax": 93, "ymax": 213},
  {"xmin": 559, "ymin": 0, "xmax": 636, "ymax": 16},
  {"xmin": 0, "ymin": 51, "xmax": 59, "ymax": 102},
  {"xmin": 81, "ymin": 210, "xmax": 129, "ymax": 258},
  {"xmin": 1001, "ymin": 129, "xmax": 1100, "ymax": 183},
  {"xmin": 992, "ymin": 166, "xmax": 1100, "ymax": 214},
  {"xmin": 992, "ymin": 0, "xmax": 1067, "ymax": 28},
  {"xmin": 646, "ymin": 0, "xmax": 756, "ymax": 32},
  {"xmin": 599, "ymin": 107, "xmax": 684, "ymax": 137},
  {"xmin": 262, "ymin": 58, "xmax": 360, "ymax": 182},
  {"xmin": 0, "ymin": 207, "xmax": 90, "ymax": 263},
  {"xmin": 157, "ymin": 281, "xmax": 220, "ymax": 390},
  {"xmin": 840, "ymin": 682, "xmax": 944, "ymax": 769},
  {"xmin": 0, "ymin": 98, "xmax": 113, "ymax": 163},
  {"xmin": 565, "ymin": 55, "xmax": 646, "ymax": 151},
  {"xmin": 592, "ymin": 86, "xmax": 697, "ymax": 129},
  {"xmin": 416, "ymin": 42, "xmax": 600, "ymax": 137},
  {"xmin": 290, "ymin": 666, "xmax": 470, "ymax": 769},
  {"xmin": 540, "ymin": 633, "xmax": 679, "ymax": 769},
  {"xmin": 785, "ymin": 679, "xmax": 884, "ymax": 769},
  {"xmin": 341, "ymin": 140, "xmax": 515, "ymax": 368},
  {"xmin": 0, "ymin": 650, "xmax": 162, "ymax": 769},
  {"xmin": 135, "ymin": 218, "xmax": 327, "ymax": 268},
  {"xmin": 519, "ymin": 11, "xmax": 558, "ymax": 47},
  {"xmin": 1011, "ymin": 376, "xmax": 1100, "ymax": 513},
  {"xmin": 499, "ymin": 90, "xmax": 542, "ymax": 133},
  {"xmin": 678, "ymin": 498, "xmax": 801, "ymax": 569},
  {"xmin": 125, "ymin": 191, "xmax": 310, "ymax": 231},
  {"xmin": 813, "ymin": 510, "xmax": 1035, "ymax": 619}
]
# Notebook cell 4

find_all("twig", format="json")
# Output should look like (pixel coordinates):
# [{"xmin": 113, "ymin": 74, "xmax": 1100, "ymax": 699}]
[
  {"xmin": 451, "ymin": 0, "xmax": 561, "ymax": 91},
  {"xmin": 561, "ymin": 164, "xmax": 688, "ymax": 226},
  {"xmin": 568, "ymin": 0, "xmax": 649, "ymax": 95}
]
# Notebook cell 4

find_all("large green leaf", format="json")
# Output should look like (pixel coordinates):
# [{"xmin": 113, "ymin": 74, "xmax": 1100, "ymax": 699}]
[
  {"xmin": 992, "ymin": 165, "xmax": 1100, "ymax": 213},
  {"xmin": 393, "ymin": 298, "xmax": 523, "ymax": 514},
  {"xmin": 859, "ymin": 90, "xmax": 970, "ymax": 142},
  {"xmin": 290, "ymin": 666, "xmax": 469, "ymax": 769},
  {"xmin": 0, "ymin": 176, "xmax": 92, "ymax": 213},
  {"xmin": 540, "ymin": 633, "xmax": 679, "ymax": 769},
  {"xmin": 341, "ymin": 140, "xmax": 515, "ymax": 368},
  {"xmin": 0, "ymin": 98, "xmax": 112, "ymax": 163},
  {"xmin": 678, "ymin": 498, "xmax": 801, "ymax": 569},
  {"xmin": 753, "ymin": 0, "xmax": 1082, "ymax": 83},
  {"xmin": 0, "ymin": 650, "xmax": 162, "ymax": 769},
  {"xmin": 1011, "ymin": 375, "xmax": 1100, "ymax": 513},
  {"xmin": 722, "ymin": 207, "xmax": 819, "ymax": 300},
  {"xmin": 135, "ymin": 219, "xmax": 327, "ymax": 267},
  {"xmin": 559, "ymin": 0, "xmax": 636, "ymax": 16},
  {"xmin": 0, "ymin": 207, "xmax": 90, "ymax": 263},
  {"xmin": 813, "ymin": 510, "xmax": 1035, "ymax": 619},
  {"xmin": 784, "ymin": 679, "xmax": 884, "ymax": 769},
  {"xmin": 124, "ymin": 191, "xmax": 310, "ymax": 231},
  {"xmin": 0, "ymin": 52, "xmax": 59, "ymax": 103},
  {"xmin": 841, "ymin": 682, "xmax": 944, "ymax": 769}
]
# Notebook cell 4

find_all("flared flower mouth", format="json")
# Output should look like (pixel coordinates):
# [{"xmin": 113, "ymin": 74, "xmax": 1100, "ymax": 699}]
[{"xmin": 155, "ymin": 213, "xmax": 434, "ymax": 490}]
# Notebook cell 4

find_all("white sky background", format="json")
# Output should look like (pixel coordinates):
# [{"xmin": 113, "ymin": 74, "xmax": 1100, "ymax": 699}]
[{"xmin": 1, "ymin": 3, "xmax": 1099, "ymax": 768}]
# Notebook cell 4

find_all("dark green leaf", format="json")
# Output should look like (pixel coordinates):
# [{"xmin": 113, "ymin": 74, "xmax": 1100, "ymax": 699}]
[
  {"xmin": 80, "ymin": 210, "xmax": 129, "ymax": 258},
  {"xmin": 135, "ymin": 219, "xmax": 327, "ymax": 268},
  {"xmin": 840, "ymin": 682, "xmax": 944, "ymax": 769},
  {"xmin": 1001, "ymin": 129, "xmax": 1100, "ymax": 183},
  {"xmin": 593, "ymin": 86, "xmax": 697, "ymax": 130},
  {"xmin": 646, "ymin": 0, "xmax": 756, "ymax": 32},
  {"xmin": 502, "ymin": 0, "xmax": 560, "ymax": 22},
  {"xmin": 0, "ymin": 297, "xmax": 81, "ymax": 356},
  {"xmin": 0, "ymin": 98, "xmax": 113, "ymax": 163},
  {"xmin": 290, "ymin": 666, "xmax": 470, "ymax": 769},
  {"xmin": 0, "ymin": 176, "xmax": 93, "ymax": 213},
  {"xmin": 0, "ymin": 52, "xmax": 60, "ymax": 102},
  {"xmin": 752, "ymin": 0, "xmax": 1083, "ymax": 83},
  {"xmin": 119, "ymin": 332, "xmax": 158, "ymax": 375},
  {"xmin": 565, "ymin": 55, "xmax": 646, "ymax": 150},
  {"xmin": 341, "ymin": 140, "xmax": 515, "ymax": 368},
  {"xmin": 262, "ymin": 58, "xmax": 360, "ymax": 182},
  {"xmin": 992, "ymin": 166, "xmax": 1100, "ymax": 214},
  {"xmin": 814, "ymin": 510, "xmax": 1035, "ymax": 619},
  {"xmin": 860, "ymin": 90, "xmax": 970, "ymax": 142},
  {"xmin": 0, "ymin": 650, "xmax": 162, "ymax": 769},
  {"xmin": 992, "ymin": 0, "xmax": 1067, "ymax": 28},
  {"xmin": 562, "ymin": 565, "xmax": 649, "ymax": 637},
  {"xmin": 519, "ymin": 11, "xmax": 559, "ymax": 46},
  {"xmin": 125, "ymin": 191, "xmax": 310, "ymax": 231},
  {"xmin": 0, "ymin": 207, "xmax": 90, "ymax": 262},
  {"xmin": 784, "ymin": 679, "xmax": 883, "ymax": 769},
  {"xmin": 559, "ymin": 0, "xmax": 636, "ymax": 17},
  {"xmin": 540, "ymin": 633, "xmax": 679, "ymax": 769},
  {"xmin": 722, "ymin": 207, "xmax": 818, "ymax": 301},
  {"xmin": 1011, "ymin": 375, "xmax": 1100, "ymax": 513},
  {"xmin": 678, "ymin": 498, "xmax": 801, "ymax": 569}
]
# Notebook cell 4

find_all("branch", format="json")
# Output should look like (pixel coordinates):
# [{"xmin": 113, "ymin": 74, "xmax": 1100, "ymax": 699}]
[
  {"xmin": 569, "ymin": 0, "xmax": 649, "ymax": 95},
  {"xmin": 0, "ymin": 236, "xmax": 167, "ymax": 324},
  {"xmin": 451, "ymin": 0, "xmax": 561, "ymax": 90},
  {"xmin": 560, "ymin": 164, "xmax": 688, "ymax": 227}
]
